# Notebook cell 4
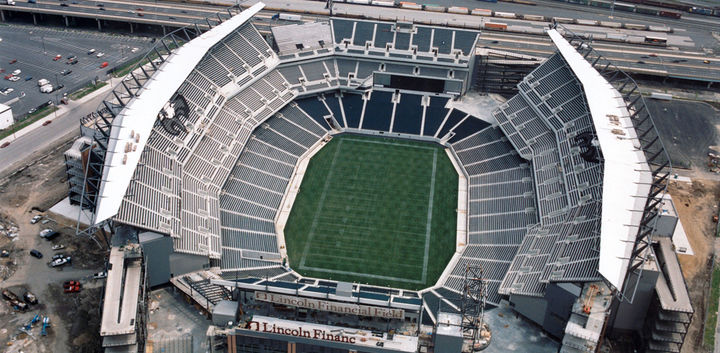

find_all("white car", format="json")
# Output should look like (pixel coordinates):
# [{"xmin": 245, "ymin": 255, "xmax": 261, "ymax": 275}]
[
  {"xmin": 1, "ymin": 88, "xmax": 13, "ymax": 94},
  {"xmin": 93, "ymin": 271, "xmax": 107, "ymax": 279},
  {"xmin": 131, "ymin": 47, "xmax": 139, "ymax": 53},
  {"xmin": 50, "ymin": 256, "xmax": 71, "ymax": 267},
  {"xmin": 51, "ymin": 244, "xmax": 65, "ymax": 250},
  {"xmin": 11, "ymin": 69, "xmax": 21, "ymax": 76},
  {"xmin": 96, "ymin": 52, "xmax": 105, "ymax": 58},
  {"xmin": 30, "ymin": 215, "xmax": 42, "ymax": 224},
  {"xmin": 9, "ymin": 76, "xmax": 20, "ymax": 82},
  {"xmin": 39, "ymin": 228, "xmax": 53, "ymax": 237}
]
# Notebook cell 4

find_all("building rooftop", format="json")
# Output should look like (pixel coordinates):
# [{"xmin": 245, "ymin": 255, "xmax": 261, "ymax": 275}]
[{"xmin": 100, "ymin": 244, "xmax": 143, "ymax": 337}]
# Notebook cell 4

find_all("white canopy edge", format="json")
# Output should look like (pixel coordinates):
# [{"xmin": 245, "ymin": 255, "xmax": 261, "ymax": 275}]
[
  {"xmin": 548, "ymin": 29, "xmax": 652, "ymax": 291},
  {"xmin": 93, "ymin": 3, "xmax": 266, "ymax": 224}
]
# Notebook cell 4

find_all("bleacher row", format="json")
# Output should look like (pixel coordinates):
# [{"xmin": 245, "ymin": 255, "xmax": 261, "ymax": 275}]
[
  {"xmin": 115, "ymin": 23, "xmax": 292, "ymax": 258},
  {"xmin": 275, "ymin": 57, "xmax": 467, "ymax": 95},
  {"xmin": 490, "ymin": 53, "xmax": 604, "ymax": 298},
  {"xmin": 219, "ymin": 102, "xmax": 331, "ymax": 269},
  {"xmin": 331, "ymin": 18, "xmax": 478, "ymax": 63}
]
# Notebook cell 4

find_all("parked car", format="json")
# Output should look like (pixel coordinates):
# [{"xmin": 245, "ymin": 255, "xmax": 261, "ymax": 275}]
[
  {"xmin": 53, "ymin": 55, "xmax": 62, "ymax": 61},
  {"xmin": 43, "ymin": 231, "xmax": 59, "ymax": 240},
  {"xmin": 0, "ymin": 142, "xmax": 10, "ymax": 148},
  {"xmin": 63, "ymin": 280, "xmax": 81, "ymax": 293},
  {"xmin": 1, "ymin": 88, "xmax": 13, "ymax": 95},
  {"xmin": 30, "ymin": 249, "xmax": 43, "ymax": 259},
  {"xmin": 96, "ymin": 52, "xmax": 105, "ymax": 58},
  {"xmin": 8, "ymin": 59, "xmax": 17, "ymax": 64},
  {"xmin": 50, "ymin": 256, "xmax": 71, "ymax": 267},
  {"xmin": 60, "ymin": 69, "xmax": 72, "ymax": 76},
  {"xmin": 11, "ymin": 69, "xmax": 20, "ymax": 76},
  {"xmin": 51, "ymin": 253, "xmax": 65, "ymax": 261},
  {"xmin": 99, "ymin": 62, "xmax": 108, "ymax": 68},
  {"xmin": 68, "ymin": 58, "xmax": 78, "ymax": 65},
  {"xmin": 59, "ymin": 2, "xmax": 68, "ymax": 6},
  {"xmin": 22, "ymin": 291, "xmax": 38, "ymax": 305},
  {"xmin": 51, "ymin": 244, "xmax": 65, "ymax": 250},
  {"xmin": 87, "ymin": 48, "xmax": 96, "ymax": 55},
  {"xmin": 24, "ymin": 76, "xmax": 32, "ymax": 81},
  {"xmin": 8, "ymin": 76, "xmax": 19, "ymax": 82},
  {"xmin": 67, "ymin": 55, "xmax": 76, "ymax": 61},
  {"xmin": 0, "ymin": 250, "xmax": 9, "ymax": 257},
  {"xmin": 30, "ymin": 215, "xmax": 42, "ymax": 224},
  {"xmin": 39, "ymin": 228, "xmax": 53, "ymax": 237},
  {"xmin": 93, "ymin": 271, "xmax": 107, "ymax": 279}
]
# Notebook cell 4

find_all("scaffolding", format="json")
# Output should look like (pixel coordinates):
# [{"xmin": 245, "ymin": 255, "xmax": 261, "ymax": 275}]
[{"xmin": 461, "ymin": 265, "xmax": 490, "ymax": 352}]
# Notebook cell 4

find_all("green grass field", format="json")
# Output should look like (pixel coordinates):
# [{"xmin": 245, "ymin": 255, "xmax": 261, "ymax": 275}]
[{"xmin": 284, "ymin": 134, "xmax": 458, "ymax": 290}]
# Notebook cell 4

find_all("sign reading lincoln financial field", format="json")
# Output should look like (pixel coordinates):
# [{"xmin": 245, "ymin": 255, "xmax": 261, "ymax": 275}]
[{"xmin": 254, "ymin": 291, "xmax": 404, "ymax": 319}]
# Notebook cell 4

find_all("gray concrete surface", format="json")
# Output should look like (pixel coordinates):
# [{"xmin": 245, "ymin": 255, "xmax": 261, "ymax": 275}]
[
  {"xmin": 147, "ymin": 286, "xmax": 211, "ymax": 353},
  {"xmin": 0, "ymin": 24, "xmax": 153, "ymax": 118}
]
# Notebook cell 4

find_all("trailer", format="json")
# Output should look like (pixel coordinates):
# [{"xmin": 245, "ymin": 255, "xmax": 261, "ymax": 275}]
[
  {"xmin": 650, "ymin": 92, "xmax": 672, "ymax": 100},
  {"xmin": 448, "ymin": 6, "xmax": 469, "ymax": 14},
  {"xmin": 494, "ymin": 11, "xmax": 516, "ymax": 18},
  {"xmin": 484, "ymin": 22, "xmax": 508, "ymax": 30},
  {"xmin": 624, "ymin": 23, "xmax": 647, "ymax": 30},
  {"xmin": 553, "ymin": 17, "xmax": 574, "ymax": 23},
  {"xmin": 371, "ymin": 0, "xmax": 395, "ymax": 7},
  {"xmin": 471, "ymin": 8, "xmax": 493, "ymax": 16},
  {"xmin": 399, "ymin": 1, "xmax": 422, "ymax": 9},
  {"xmin": 278, "ymin": 13, "xmax": 302, "ymax": 21},
  {"xmin": 523, "ymin": 14, "xmax": 545, "ymax": 21}
]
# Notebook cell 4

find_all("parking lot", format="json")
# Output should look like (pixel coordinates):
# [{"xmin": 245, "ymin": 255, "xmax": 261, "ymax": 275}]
[{"xmin": 0, "ymin": 24, "xmax": 154, "ymax": 118}]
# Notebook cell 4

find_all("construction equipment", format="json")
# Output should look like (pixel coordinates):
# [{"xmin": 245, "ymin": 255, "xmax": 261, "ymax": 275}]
[
  {"xmin": 582, "ymin": 284, "xmax": 599, "ymax": 314},
  {"xmin": 24, "ymin": 314, "xmax": 40, "ymax": 331},
  {"xmin": 41, "ymin": 316, "xmax": 50, "ymax": 336}
]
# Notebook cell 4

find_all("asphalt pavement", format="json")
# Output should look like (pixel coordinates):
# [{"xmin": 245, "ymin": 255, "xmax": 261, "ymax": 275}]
[
  {"xmin": 0, "ymin": 24, "xmax": 153, "ymax": 118},
  {"xmin": 0, "ymin": 77, "xmax": 116, "ymax": 176}
]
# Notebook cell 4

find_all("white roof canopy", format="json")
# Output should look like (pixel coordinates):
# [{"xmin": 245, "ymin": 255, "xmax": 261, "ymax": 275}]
[
  {"xmin": 93, "ymin": 3, "xmax": 265, "ymax": 224},
  {"xmin": 548, "ymin": 29, "xmax": 652, "ymax": 291}
]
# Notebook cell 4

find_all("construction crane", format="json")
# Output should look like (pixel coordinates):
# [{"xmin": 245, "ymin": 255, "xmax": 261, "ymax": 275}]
[{"xmin": 582, "ymin": 284, "xmax": 599, "ymax": 314}]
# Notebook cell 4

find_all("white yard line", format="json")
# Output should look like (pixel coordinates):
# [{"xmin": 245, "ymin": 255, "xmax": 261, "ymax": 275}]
[
  {"xmin": 421, "ymin": 150, "xmax": 437, "ymax": 283},
  {"xmin": 298, "ymin": 139, "xmax": 344, "ymax": 268}
]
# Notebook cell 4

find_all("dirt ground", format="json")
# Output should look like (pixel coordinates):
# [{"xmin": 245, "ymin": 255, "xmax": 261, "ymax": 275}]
[
  {"xmin": 668, "ymin": 179, "xmax": 720, "ymax": 353},
  {"xmin": 0, "ymin": 137, "xmax": 107, "ymax": 353}
]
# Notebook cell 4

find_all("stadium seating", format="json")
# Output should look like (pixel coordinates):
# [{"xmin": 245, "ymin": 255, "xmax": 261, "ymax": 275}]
[{"xmin": 219, "ymin": 101, "xmax": 331, "ymax": 270}]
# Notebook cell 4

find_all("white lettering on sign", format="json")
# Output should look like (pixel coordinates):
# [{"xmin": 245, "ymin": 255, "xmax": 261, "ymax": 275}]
[{"xmin": 254, "ymin": 291, "xmax": 404, "ymax": 319}]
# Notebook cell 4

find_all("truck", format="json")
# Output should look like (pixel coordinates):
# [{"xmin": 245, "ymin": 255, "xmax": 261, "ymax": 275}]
[
  {"xmin": 40, "ymin": 84, "xmax": 53, "ymax": 93},
  {"xmin": 37, "ymin": 78, "xmax": 49, "ymax": 87}
]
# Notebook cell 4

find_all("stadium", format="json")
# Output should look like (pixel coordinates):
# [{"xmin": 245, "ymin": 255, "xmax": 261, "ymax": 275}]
[{"xmin": 64, "ymin": 3, "xmax": 693, "ymax": 353}]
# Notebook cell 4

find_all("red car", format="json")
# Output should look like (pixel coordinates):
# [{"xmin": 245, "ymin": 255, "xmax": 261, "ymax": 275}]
[
  {"xmin": 53, "ymin": 55, "xmax": 62, "ymax": 61},
  {"xmin": 3, "ymin": 75, "xmax": 11, "ymax": 80},
  {"xmin": 42, "ymin": 120, "xmax": 52, "ymax": 126},
  {"xmin": 136, "ymin": 7, "xmax": 143, "ymax": 10},
  {"xmin": 0, "ymin": 142, "xmax": 9, "ymax": 149},
  {"xmin": 63, "ymin": 280, "xmax": 82, "ymax": 293},
  {"xmin": 9, "ymin": 59, "xmax": 17, "ymax": 64},
  {"xmin": 99, "ymin": 61, "xmax": 108, "ymax": 68}
]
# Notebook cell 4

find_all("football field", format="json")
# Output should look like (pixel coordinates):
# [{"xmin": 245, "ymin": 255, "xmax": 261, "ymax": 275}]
[{"xmin": 284, "ymin": 134, "xmax": 458, "ymax": 290}]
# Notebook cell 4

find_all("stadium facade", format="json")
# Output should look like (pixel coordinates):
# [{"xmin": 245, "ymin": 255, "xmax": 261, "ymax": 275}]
[{"xmin": 72, "ymin": 3, "xmax": 693, "ymax": 353}]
